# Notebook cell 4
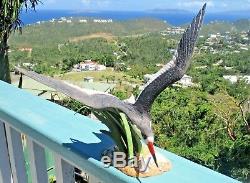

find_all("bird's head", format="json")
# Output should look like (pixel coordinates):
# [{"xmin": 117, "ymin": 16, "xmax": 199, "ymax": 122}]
[
  {"xmin": 146, "ymin": 136, "xmax": 159, "ymax": 167},
  {"xmin": 143, "ymin": 132, "xmax": 159, "ymax": 168},
  {"xmin": 127, "ymin": 107, "xmax": 159, "ymax": 167}
]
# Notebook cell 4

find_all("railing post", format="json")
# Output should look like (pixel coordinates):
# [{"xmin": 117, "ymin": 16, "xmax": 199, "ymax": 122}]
[
  {"xmin": 55, "ymin": 154, "xmax": 75, "ymax": 183},
  {"xmin": 5, "ymin": 124, "xmax": 28, "ymax": 183},
  {"xmin": 27, "ymin": 137, "xmax": 48, "ymax": 183},
  {"xmin": 0, "ymin": 121, "xmax": 12, "ymax": 183},
  {"xmin": 88, "ymin": 173, "xmax": 102, "ymax": 183}
]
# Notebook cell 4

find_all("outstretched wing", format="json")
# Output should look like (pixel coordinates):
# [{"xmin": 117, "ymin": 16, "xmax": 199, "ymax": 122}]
[
  {"xmin": 15, "ymin": 67, "xmax": 127, "ymax": 111},
  {"xmin": 135, "ymin": 4, "xmax": 206, "ymax": 111}
]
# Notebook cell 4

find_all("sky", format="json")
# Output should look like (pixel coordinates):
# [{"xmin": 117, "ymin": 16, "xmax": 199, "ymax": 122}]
[{"xmin": 37, "ymin": 0, "xmax": 250, "ymax": 12}]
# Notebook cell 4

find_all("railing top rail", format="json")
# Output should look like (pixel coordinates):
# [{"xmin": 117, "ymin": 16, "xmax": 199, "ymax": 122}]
[{"xmin": 0, "ymin": 81, "xmax": 240, "ymax": 183}]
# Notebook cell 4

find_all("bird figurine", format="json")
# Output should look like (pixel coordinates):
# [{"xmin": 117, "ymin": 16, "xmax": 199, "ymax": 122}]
[{"xmin": 16, "ymin": 4, "xmax": 206, "ymax": 168}]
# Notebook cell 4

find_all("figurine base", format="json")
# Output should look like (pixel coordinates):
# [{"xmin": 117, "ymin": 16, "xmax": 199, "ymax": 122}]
[{"xmin": 118, "ymin": 147, "xmax": 172, "ymax": 177}]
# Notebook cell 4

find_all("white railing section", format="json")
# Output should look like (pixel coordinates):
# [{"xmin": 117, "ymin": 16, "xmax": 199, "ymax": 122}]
[{"xmin": 0, "ymin": 122, "xmax": 74, "ymax": 183}]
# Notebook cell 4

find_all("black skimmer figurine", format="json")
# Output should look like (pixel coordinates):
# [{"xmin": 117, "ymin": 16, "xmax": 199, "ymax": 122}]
[{"xmin": 16, "ymin": 4, "xmax": 206, "ymax": 168}]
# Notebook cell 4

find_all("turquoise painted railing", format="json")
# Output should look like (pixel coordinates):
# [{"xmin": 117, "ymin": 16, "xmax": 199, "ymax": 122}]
[{"xmin": 0, "ymin": 81, "xmax": 241, "ymax": 183}]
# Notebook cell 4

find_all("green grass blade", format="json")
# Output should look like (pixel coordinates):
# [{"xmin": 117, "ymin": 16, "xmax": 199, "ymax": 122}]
[
  {"xmin": 120, "ymin": 113, "xmax": 134, "ymax": 160},
  {"xmin": 92, "ymin": 111, "xmax": 127, "ymax": 152}
]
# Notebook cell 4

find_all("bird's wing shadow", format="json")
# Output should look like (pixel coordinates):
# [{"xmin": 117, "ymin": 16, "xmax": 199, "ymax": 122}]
[{"xmin": 63, "ymin": 131, "xmax": 115, "ymax": 161}]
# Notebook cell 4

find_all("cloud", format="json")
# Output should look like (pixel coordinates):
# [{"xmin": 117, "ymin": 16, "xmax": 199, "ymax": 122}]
[
  {"xmin": 81, "ymin": 0, "xmax": 91, "ymax": 5},
  {"xmin": 222, "ymin": 3, "xmax": 228, "ymax": 7},
  {"xmin": 81, "ymin": 0, "xmax": 110, "ymax": 7},
  {"xmin": 45, "ymin": 0, "xmax": 56, "ymax": 4},
  {"xmin": 178, "ymin": 0, "xmax": 214, "ymax": 8}
]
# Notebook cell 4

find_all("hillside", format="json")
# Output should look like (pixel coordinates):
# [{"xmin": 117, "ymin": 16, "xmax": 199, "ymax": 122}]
[
  {"xmin": 8, "ymin": 17, "xmax": 250, "ymax": 73},
  {"xmin": 9, "ymin": 17, "xmax": 250, "ymax": 49},
  {"xmin": 201, "ymin": 19, "xmax": 250, "ymax": 35},
  {"xmin": 9, "ymin": 18, "xmax": 169, "ymax": 49}
]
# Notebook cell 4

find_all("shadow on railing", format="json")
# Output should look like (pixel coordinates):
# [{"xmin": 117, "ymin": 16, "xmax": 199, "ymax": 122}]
[{"xmin": 0, "ymin": 81, "xmax": 241, "ymax": 183}]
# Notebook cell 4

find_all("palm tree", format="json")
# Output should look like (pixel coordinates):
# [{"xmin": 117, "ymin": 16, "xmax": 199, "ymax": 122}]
[{"xmin": 0, "ymin": 0, "xmax": 40, "ymax": 83}]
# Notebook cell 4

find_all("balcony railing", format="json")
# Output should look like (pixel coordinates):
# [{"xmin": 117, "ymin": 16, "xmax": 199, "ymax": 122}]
[{"xmin": 0, "ymin": 80, "xmax": 241, "ymax": 183}]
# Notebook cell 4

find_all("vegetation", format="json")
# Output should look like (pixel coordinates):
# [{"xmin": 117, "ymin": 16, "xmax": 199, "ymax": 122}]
[
  {"xmin": 0, "ymin": 0, "xmax": 40, "ymax": 83},
  {"xmin": 200, "ymin": 19, "xmax": 250, "ymax": 36}
]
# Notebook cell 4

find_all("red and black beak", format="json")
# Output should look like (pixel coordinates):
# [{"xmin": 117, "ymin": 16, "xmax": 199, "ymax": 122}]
[{"xmin": 147, "ymin": 141, "xmax": 159, "ymax": 167}]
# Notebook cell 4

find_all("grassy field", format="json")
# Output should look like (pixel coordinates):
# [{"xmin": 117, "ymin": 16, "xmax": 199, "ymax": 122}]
[
  {"xmin": 58, "ymin": 68, "xmax": 142, "ymax": 85},
  {"xmin": 69, "ymin": 32, "xmax": 116, "ymax": 43}
]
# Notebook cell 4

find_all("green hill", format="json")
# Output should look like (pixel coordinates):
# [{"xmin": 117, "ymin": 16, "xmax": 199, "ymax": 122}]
[
  {"xmin": 9, "ymin": 18, "xmax": 169, "ymax": 49},
  {"xmin": 201, "ymin": 19, "xmax": 250, "ymax": 35}
]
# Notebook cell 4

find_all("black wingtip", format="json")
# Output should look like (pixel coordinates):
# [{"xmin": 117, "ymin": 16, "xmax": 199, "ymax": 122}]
[
  {"xmin": 202, "ymin": 3, "xmax": 207, "ymax": 13},
  {"xmin": 203, "ymin": 3, "xmax": 207, "ymax": 9}
]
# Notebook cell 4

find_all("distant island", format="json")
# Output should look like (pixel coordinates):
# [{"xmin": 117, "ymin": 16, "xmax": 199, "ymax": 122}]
[{"xmin": 20, "ymin": 9, "xmax": 250, "ymax": 26}]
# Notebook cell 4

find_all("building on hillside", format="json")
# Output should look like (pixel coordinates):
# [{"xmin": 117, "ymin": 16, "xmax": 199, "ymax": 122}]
[
  {"xmin": 11, "ymin": 75, "xmax": 66, "ymax": 101},
  {"xmin": 95, "ymin": 64, "xmax": 106, "ymax": 71},
  {"xmin": 143, "ymin": 74, "xmax": 153, "ymax": 83},
  {"xmin": 176, "ymin": 75, "xmax": 194, "ymax": 87},
  {"xmin": 224, "ymin": 66, "xmax": 233, "ymax": 70},
  {"xmin": 84, "ymin": 77, "xmax": 94, "ymax": 83},
  {"xmin": 223, "ymin": 75, "xmax": 250, "ymax": 84},
  {"xmin": 144, "ymin": 74, "xmax": 194, "ymax": 88},
  {"xmin": 223, "ymin": 75, "xmax": 238, "ymax": 84},
  {"xmin": 161, "ymin": 27, "xmax": 185, "ymax": 35},
  {"xmin": 195, "ymin": 65, "xmax": 208, "ymax": 69},
  {"xmin": 84, "ymin": 61, "xmax": 97, "ymax": 71},
  {"xmin": 156, "ymin": 63, "xmax": 164, "ymax": 67},
  {"xmin": 93, "ymin": 19, "xmax": 113, "ymax": 23},
  {"xmin": 213, "ymin": 59, "xmax": 223, "ymax": 66},
  {"xmin": 19, "ymin": 48, "xmax": 32, "ymax": 52},
  {"xmin": 79, "ymin": 19, "xmax": 88, "ymax": 23},
  {"xmin": 22, "ymin": 63, "xmax": 35, "ymax": 69},
  {"xmin": 73, "ymin": 60, "xmax": 106, "ymax": 71}
]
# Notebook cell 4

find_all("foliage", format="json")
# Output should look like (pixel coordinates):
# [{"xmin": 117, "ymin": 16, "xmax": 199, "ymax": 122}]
[
  {"xmin": 151, "ymin": 87, "xmax": 250, "ymax": 182},
  {"xmin": 0, "ymin": 0, "xmax": 40, "ymax": 83},
  {"xmin": 93, "ymin": 110, "xmax": 142, "ymax": 159}
]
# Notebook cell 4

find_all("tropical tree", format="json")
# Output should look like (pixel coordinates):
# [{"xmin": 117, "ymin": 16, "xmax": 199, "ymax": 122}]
[{"xmin": 0, "ymin": 0, "xmax": 40, "ymax": 83}]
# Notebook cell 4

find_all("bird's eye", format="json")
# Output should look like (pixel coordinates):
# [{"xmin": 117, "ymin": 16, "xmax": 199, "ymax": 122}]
[{"xmin": 142, "ymin": 134, "xmax": 147, "ymax": 139}]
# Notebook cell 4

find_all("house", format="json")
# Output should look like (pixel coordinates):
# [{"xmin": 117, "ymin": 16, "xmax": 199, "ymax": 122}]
[
  {"xmin": 143, "ymin": 74, "xmax": 194, "ymax": 87},
  {"xmin": 169, "ymin": 49, "xmax": 177, "ymax": 54},
  {"xmin": 213, "ymin": 60, "xmax": 223, "ymax": 66},
  {"xmin": 224, "ymin": 66, "xmax": 233, "ymax": 70},
  {"xmin": 95, "ymin": 64, "xmax": 106, "ymax": 71},
  {"xmin": 195, "ymin": 65, "xmax": 208, "ymax": 69},
  {"xmin": 85, "ymin": 62, "xmax": 96, "ymax": 71},
  {"xmin": 79, "ymin": 19, "xmax": 88, "ymax": 23},
  {"xmin": 60, "ymin": 17, "xmax": 67, "ymax": 21},
  {"xmin": 73, "ymin": 60, "xmax": 106, "ymax": 71},
  {"xmin": 161, "ymin": 27, "xmax": 185, "ymax": 35},
  {"xmin": 144, "ymin": 74, "xmax": 153, "ymax": 83},
  {"xmin": 84, "ymin": 77, "xmax": 94, "ymax": 83},
  {"xmin": 223, "ymin": 76, "xmax": 238, "ymax": 84},
  {"xmin": 177, "ymin": 75, "xmax": 194, "ymax": 87},
  {"xmin": 223, "ymin": 75, "xmax": 250, "ymax": 84},
  {"xmin": 11, "ymin": 75, "xmax": 66, "ymax": 101},
  {"xmin": 19, "ymin": 48, "xmax": 32, "ymax": 52},
  {"xmin": 240, "ymin": 47, "xmax": 248, "ymax": 51},
  {"xmin": 156, "ymin": 63, "xmax": 164, "ymax": 67},
  {"xmin": 93, "ymin": 19, "xmax": 113, "ymax": 23}
]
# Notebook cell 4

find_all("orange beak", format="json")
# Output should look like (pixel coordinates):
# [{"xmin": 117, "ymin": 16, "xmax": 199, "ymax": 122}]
[{"xmin": 147, "ymin": 141, "xmax": 159, "ymax": 167}]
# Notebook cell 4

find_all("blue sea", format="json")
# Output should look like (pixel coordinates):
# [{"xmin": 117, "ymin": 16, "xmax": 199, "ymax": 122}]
[{"xmin": 21, "ymin": 10, "xmax": 250, "ymax": 26}]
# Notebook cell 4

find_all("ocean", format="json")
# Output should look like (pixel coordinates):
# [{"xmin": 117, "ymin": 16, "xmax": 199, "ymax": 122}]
[{"xmin": 20, "ymin": 10, "xmax": 250, "ymax": 26}]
